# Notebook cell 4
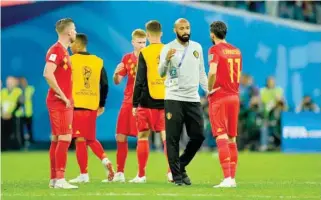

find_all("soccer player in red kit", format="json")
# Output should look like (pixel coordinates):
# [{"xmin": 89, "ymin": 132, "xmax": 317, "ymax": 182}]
[
  {"xmin": 207, "ymin": 21, "xmax": 242, "ymax": 188},
  {"xmin": 109, "ymin": 29, "xmax": 147, "ymax": 182},
  {"xmin": 43, "ymin": 18, "xmax": 77, "ymax": 189}
]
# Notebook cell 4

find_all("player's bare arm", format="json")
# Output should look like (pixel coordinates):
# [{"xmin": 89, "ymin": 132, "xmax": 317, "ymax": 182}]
[
  {"xmin": 113, "ymin": 63, "xmax": 125, "ymax": 85},
  {"xmin": 43, "ymin": 62, "xmax": 71, "ymax": 108},
  {"xmin": 208, "ymin": 62, "xmax": 218, "ymax": 93}
]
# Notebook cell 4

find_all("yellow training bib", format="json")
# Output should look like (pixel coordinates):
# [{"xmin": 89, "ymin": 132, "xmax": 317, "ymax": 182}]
[
  {"xmin": 71, "ymin": 54, "xmax": 103, "ymax": 110},
  {"xmin": 141, "ymin": 44, "xmax": 165, "ymax": 100}
]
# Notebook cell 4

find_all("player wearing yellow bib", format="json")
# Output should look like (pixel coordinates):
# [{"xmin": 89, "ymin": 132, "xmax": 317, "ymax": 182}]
[
  {"xmin": 68, "ymin": 33, "xmax": 115, "ymax": 184},
  {"xmin": 131, "ymin": 20, "xmax": 172, "ymax": 183}
]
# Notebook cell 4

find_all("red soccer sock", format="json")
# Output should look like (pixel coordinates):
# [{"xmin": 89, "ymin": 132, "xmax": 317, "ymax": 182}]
[
  {"xmin": 55, "ymin": 140, "xmax": 71, "ymax": 179},
  {"xmin": 49, "ymin": 141, "xmax": 58, "ymax": 179},
  {"xmin": 116, "ymin": 141, "xmax": 128, "ymax": 173},
  {"xmin": 163, "ymin": 140, "xmax": 170, "ymax": 173},
  {"xmin": 75, "ymin": 140, "xmax": 88, "ymax": 174},
  {"xmin": 87, "ymin": 140, "xmax": 106, "ymax": 160},
  {"xmin": 216, "ymin": 139, "xmax": 231, "ymax": 178},
  {"xmin": 229, "ymin": 142, "xmax": 238, "ymax": 179},
  {"xmin": 137, "ymin": 140, "xmax": 149, "ymax": 177}
]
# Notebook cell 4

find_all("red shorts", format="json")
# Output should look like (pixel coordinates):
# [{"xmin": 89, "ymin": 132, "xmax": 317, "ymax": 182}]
[
  {"xmin": 208, "ymin": 95, "xmax": 240, "ymax": 137},
  {"xmin": 72, "ymin": 110, "xmax": 97, "ymax": 140},
  {"xmin": 116, "ymin": 103, "xmax": 138, "ymax": 137},
  {"xmin": 136, "ymin": 107, "xmax": 165, "ymax": 132},
  {"xmin": 48, "ymin": 108, "xmax": 73, "ymax": 135}
]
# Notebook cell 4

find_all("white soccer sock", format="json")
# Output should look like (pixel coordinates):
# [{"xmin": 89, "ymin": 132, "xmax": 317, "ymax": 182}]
[{"xmin": 101, "ymin": 158, "xmax": 110, "ymax": 165}]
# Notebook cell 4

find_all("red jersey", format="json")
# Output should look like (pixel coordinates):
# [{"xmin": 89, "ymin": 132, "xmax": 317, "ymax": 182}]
[
  {"xmin": 118, "ymin": 52, "xmax": 138, "ymax": 104},
  {"xmin": 208, "ymin": 43, "xmax": 242, "ymax": 100},
  {"xmin": 45, "ymin": 42, "xmax": 73, "ymax": 109}
]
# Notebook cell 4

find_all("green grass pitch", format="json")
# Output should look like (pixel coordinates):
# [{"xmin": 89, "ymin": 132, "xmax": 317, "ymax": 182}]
[{"xmin": 2, "ymin": 151, "xmax": 321, "ymax": 200}]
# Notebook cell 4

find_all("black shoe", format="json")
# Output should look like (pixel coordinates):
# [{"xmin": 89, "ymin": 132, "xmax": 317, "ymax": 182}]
[
  {"xmin": 182, "ymin": 172, "xmax": 191, "ymax": 185},
  {"xmin": 174, "ymin": 178, "xmax": 184, "ymax": 186}
]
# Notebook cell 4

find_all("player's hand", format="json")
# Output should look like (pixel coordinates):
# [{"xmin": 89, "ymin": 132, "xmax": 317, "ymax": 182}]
[
  {"xmin": 207, "ymin": 87, "xmax": 221, "ymax": 96},
  {"xmin": 166, "ymin": 49, "xmax": 176, "ymax": 61},
  {"xmin": 97, "ymin": 107, "xmax": 105, "ymax": 116},
  {"xmin": 114, "ymin": 63, "xmax": 125, "ymax": 75},
  {"xmin": 55, "ymin": 94, "xmax": 71, "ymax": 108},
  {"xmin": 132, "ymin": 107, "xmax": 137, "ymax": 116}
]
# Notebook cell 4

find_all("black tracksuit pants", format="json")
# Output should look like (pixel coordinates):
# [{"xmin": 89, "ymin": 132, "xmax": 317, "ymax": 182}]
[{"xmin": 165, "ymin": 100, "xmax": 205, "ymax": 182}]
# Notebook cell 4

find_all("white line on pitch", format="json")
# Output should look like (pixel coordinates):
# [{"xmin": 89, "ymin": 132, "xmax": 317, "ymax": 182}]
[{"xmin": 1, "ymin": 193, "xmax": 321, "ymax": 199}]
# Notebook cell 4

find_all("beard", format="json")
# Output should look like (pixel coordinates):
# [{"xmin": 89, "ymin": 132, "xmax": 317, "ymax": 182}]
[
  {"xmin": 211, "ymin": 37, "xmax": 215, "ymax": 45},
  {"xmin": 177, "ymin": 33, "xmax": 190, "ymax": 43}
]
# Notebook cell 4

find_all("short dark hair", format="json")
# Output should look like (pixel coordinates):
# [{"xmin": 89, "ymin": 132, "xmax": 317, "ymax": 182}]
[
  {"xmin": 210, "ymin": 21, "xmax": 227, "ymax": 40},
  {"xmin": 55, "ymin": 18, "xmax": 74, "ymax": 33},
  {"xmin": 76, "ymin": 33, "xmax": 88, "ymax": 46},
  {"xmin": 146, "ymin": 20, "xmax": 162, "ymax": 34}
]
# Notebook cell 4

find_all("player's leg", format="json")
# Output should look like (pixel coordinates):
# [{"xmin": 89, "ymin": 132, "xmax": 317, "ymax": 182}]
[
  {"xmin": 227, "ymin": 96, "xmax": 240, "ymax": 187},
  {"xmin": 69, "ymin": 110, "xmax": 89, "ymax": 183},
  {"xmin": 110, "ymin": 103, "xmax": 134, "ymax": 182},
  {"xmin": 228, "ymin": 136, "xmax": 237, "ymax": 187},
  {"xmin": 85, "ymin": 110, "xmax": 114, "ymax": 181},
  {"xmin": 208, "ymin": 100, "xmax": 233, "ymax": 188},
  {"xmin": 69, "ymin": 137, "xmax": 89, "ymax": 183},
  {"xmin": 110, "ymin": 133, "xmax": 127, "ymax": 182},
  {"xmin": 49, "ymin": 108, "xmax": 77, "ymax": 189},
  {"xmin": 87, "ymin": 139, "xmax": 114, "ymax": 181},
  {"xmin": 134, "ymin": 130, "xmax": 150, "ymax": 182},
  {"xmin": 49, "ymin": 135, "xmax": 58, "ymax": 188},
  {"xmin": 179, "ymin": 102, "xmax": 205, "ymax": 185},
  {"xmin": 129, "ymin": 108, "xmax": 150, "ymax": 183},
  {"xmin": 165, "ymin": 100, "xmax": 184, "ymax": 185}
]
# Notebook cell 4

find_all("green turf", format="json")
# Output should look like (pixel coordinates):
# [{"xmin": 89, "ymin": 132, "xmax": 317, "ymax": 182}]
[{"xmin": 1, "ymin": 151, "xmax": 321, "ymax": 200}]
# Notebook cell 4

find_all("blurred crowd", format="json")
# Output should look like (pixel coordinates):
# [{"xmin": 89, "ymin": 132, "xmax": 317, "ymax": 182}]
[
  {"xmin": 1, "ymin": 76, "xmax": 35, "ymax": 151},
  {"xmin": 205, "ymin": 1, "xmax": 321, "ymax": 24},
  {"xmin": 198, "ymin": 75, "xmax": 320, "ymax": 152}
]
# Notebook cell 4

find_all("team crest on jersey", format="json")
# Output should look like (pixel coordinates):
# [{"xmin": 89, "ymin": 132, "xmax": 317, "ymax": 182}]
[
  {"xmin": 69, "ymin": 124, "xmax": 72, "ymax": 130},
  {"xmin": 166, "ymin": 112, "xmax": 172, "ymax": 120},
  {"xmin": 83, "ymin": 66, "xmax": 92, "ymax": 88},
  {"xmin": 193, "ymin": 50, "xmax": 199, "ymax": 58}
]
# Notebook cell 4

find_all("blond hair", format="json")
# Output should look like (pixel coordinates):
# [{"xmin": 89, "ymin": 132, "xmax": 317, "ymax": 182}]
[
  {"xmin": 55, "ymin": 18, "xmax": 74, "ymax": 34},
  {"xmin": 132, "ymin": 29, "xmax": 147, "ymax": 39}
]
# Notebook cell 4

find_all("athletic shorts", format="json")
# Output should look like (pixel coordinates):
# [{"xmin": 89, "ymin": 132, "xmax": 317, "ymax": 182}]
[
  {"xmin": 208, "ymin": 95, "xmax": 240, "ymax": 137},
  {"xmin": 72, "ymin": 109, "xmax": 97, "ymax": 140},
  {"xmin": 116, "ymin": 103, "xmax": 138, "ymax": 137},
  {"xmin": 48, "ymin": 108, "xmax": 73, "ymax": 135},
  {"xmin": 136, "ymin": 107, "xmax": 165, "ymax": 132}
]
